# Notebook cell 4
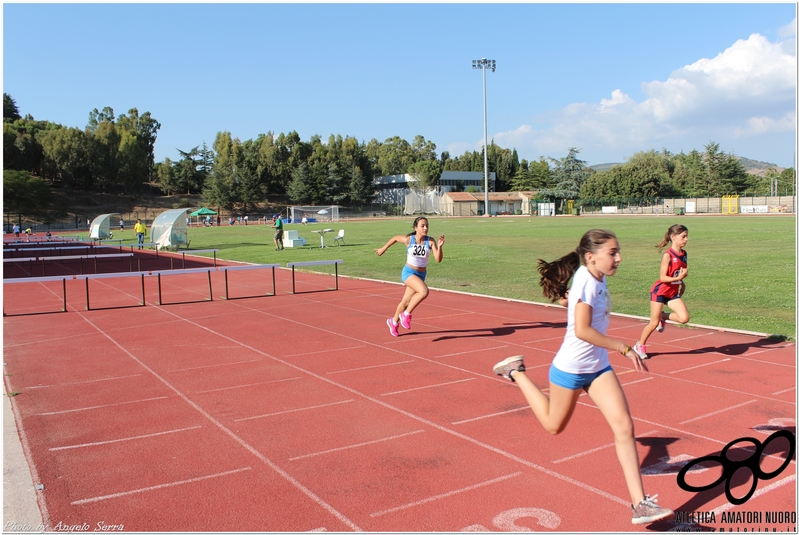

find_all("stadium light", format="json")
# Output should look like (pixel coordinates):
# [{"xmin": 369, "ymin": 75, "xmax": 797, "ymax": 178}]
[{"xmin": 472, "ymin": 58, "xmax": 496, "ymax": 216}]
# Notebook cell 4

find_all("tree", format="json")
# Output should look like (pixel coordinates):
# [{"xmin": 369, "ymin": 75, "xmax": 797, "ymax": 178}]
[
  {"xmin": 3, "ymin": 169, "xmax": 52, "ymax": 216},
  {"xmin": 540, "ymin": 148, "xmax": 591, "ymax": 207},
  {"xmin": 287, "ymin": 162, "xmax": 314, "ymax": 204},
  {"xmin": 3, "ymin": 93, "xmax": 21, "ymax": 121}
]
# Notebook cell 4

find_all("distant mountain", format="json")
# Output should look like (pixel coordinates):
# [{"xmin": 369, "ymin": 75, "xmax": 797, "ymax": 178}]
[{"xmin": 589, "ymin": 156, "xmax": 786, "ymax": 176}]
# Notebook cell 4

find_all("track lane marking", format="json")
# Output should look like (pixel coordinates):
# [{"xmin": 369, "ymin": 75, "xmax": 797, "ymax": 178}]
[
  {"xmin": 370, "ymin": 472, "xmax": 523, "ymax": 517},
  {"xmin": 669, "ymin": 358, "xmax": 731, "ymax": 374},
  {"xmin": 679, "ymin": 399, "xmax": 758, "ymax": 425},
  {"xmin": 234, "ymin": 399, "xmax": 355, "ymax": 422},
  {"xmin": 195, "ymin": 376, "xmax": 301, "ymax": 394},
  {"xmin": 381, "ymin": 378, "xmax": 475, "ymax": 396},
  {"xmin": 289, "ymin": 430, "xmax": 425, "ymax": 461},
  {"xmin": 50, "ymin": 425, "xmax": 203, "ymax": 451},
  {"xmin": 40, "ymin": 396, "xmax": 170, "ymax": 415},
  {"xmin": 70, "ymin": 467, "xmax": 251, "ymax": 505}
]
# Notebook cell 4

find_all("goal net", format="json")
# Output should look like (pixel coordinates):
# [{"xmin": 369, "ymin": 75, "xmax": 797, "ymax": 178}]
[
  {"xmin": 289, "ymin": 205, "xmax": 340, "ymax": 223},
  {"xmin": 404, "ymin": 189, "xmax": 441, "ymax": 215}
]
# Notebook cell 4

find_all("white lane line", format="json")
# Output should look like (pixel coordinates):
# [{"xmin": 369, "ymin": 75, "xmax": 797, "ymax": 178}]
[
  {"xmin": 772, "ymin": 386, "xmax": 796, "ymax": 395},
  {"xmin": 620, "ymin": 377, "xmax": 654, "ymax": 387},
  {"xmin": 27, "ymin": 374, "xmax": 143, "ymax": 389},
  {"xmin": 679, "ymin": 399, "xmax": 757, "ymax": 425},
  {"xmin": 434, "ymin": 346, "xmax": 509, "ymax": 359},
  {"xmin": 195, "ymin": 376, "xmax": 301, "ymax": 394},
  {"xmin": 71, "ymin": 467, "xmax": 251, "ymax": 505},
  {"xmin": 551, "ymin": 430, "xmax": 659, "ymax": 464},
  {"xmin": 168, "ymin": 358, "xmax": 262, "ymax": 372},
  {"xmin": 669, "ymin": 358, "xmax": 731, "ymax": 374},
  {"xmin": 290, "ymin": 430, "xmax": 425, "ymax": 461},
  {"xmin": 327, "ymin": 360, "xmax": 415, "ymax": 375},
  {"xmin": 285, "ymin": 345, "xmax": 366, "ymax": 358},
  {"xmin": 452, "ymin": 406, "xmax": 529, "ymax": 425},
  {"xmin": 40, "ymin": 396, "xmax": 170, "ymax": 416},
  {"xmin": 234, "ymin": 399, "xmax": 355, "ymax": 422},
  {"xmin": 50, "ymin": 425, "xmax": 203, "ymax": 451},
  {"xmin": 381, "ymin": 378, "xmax": 475, "ymax": 396},
  {"xmin": 370, "ymin": 472, "xmax": 523, "ymax": 517}
]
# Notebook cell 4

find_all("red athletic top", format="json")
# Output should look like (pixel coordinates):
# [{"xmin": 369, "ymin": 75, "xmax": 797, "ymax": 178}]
[{"xmin": 650, "ymin": 248, "xmax": 688, "ymax": 299}]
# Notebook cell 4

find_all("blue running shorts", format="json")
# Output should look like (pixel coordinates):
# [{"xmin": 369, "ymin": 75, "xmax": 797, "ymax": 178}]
[
  {"xmin": 549, "ymin": 364, "xmax": 613, "ymax": 390},
  {"xmin": 401, "ymin": 265, "xmax": 427, "ymax": 283}
]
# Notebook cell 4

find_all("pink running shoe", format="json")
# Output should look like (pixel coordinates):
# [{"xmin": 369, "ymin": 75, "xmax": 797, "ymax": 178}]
[
  {"xmin": 399, "ymin": 311, "xmax": 412, "ymax": 330},
  {"xmin": 386, "ymin": 318, "xmax": 399, "ymax": 337},
  {"xmin": 656, "ymin": 316, "xmax": 667, "ymax": 333}
]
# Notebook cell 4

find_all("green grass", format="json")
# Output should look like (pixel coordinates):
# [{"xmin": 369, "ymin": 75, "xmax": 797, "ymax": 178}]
[{"xmin": 120, "ymin": 215, "xmax": 796, "ymax": 338}]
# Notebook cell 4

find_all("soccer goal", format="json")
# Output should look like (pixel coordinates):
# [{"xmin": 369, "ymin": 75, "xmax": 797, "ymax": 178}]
[
  {"xmin": 721, "ymin": 195, "xmax": 739, "ymax": 214},
  {"xmin": 290, "ymin": 205, "xmax": 340, "ymax": 223}
]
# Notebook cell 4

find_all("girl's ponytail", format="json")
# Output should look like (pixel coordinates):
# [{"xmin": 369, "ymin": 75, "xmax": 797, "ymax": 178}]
[
  {"xmin": 656, "ymin": 224, "xmax": 688, "ymax": 251},
  {"xmin": 538, "ymin": 251, "xmax": 580, "ymax": 303},
  {"xmin": 537, "ymin": 228, "xmax": 617, "ymax": 303}
]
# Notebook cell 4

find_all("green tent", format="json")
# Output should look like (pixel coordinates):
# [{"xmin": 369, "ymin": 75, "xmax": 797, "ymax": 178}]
[{"xmin": 190, "ymin": 207, "xmax": 217, "ymax": 216}]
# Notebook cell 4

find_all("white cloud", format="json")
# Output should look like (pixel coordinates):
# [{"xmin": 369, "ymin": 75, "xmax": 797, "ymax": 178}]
[{"xmin": 494, "ymin": 30, "xmax": 796, "ymax": 165}]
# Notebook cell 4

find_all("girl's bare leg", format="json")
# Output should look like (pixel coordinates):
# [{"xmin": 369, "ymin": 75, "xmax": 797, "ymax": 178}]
[
  {"xmin": 639, "ymin": 300, "xmax": 665, "ymax": 346},
  {"xmin": 585, "ymin": 371, "xmax": 645, "ymax": 506},
  {"xmin": 511, "ymin": 371, "xmax": 582, "ymax": 435},
  {"xmin": 402, "ymin": 274, "xmax": 429, "ymax": 316},
  {"xmin": 664, "ymin": 297, "xmax": 689, "ymax": 324}
]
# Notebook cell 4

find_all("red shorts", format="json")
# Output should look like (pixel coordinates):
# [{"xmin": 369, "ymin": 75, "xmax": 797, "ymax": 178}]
[{"xmin": 649, "ymin": 281, "xmax": 681, "ymax": 303}]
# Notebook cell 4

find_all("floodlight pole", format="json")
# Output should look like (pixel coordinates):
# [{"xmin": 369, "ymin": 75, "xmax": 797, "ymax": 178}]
[{"xmin": 473, "ymin": 58, "xmax": 495, "ymax": 216}]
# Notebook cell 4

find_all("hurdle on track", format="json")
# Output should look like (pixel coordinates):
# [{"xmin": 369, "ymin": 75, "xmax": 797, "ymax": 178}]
[
  {"xmin": 286, "ymin": 260, "xmax": 343, "ymax": 294},
  {"xmin": 154, "ymin": 268, "xmax": 214, "ymax": 306},
  {"xmin": 219, "ymin": 264, "xmax": 280, "ymax": 300},
  {"xmin": 3, "ymin": 253, "xmax": 135, "ymax": 276},
  {"xmin": 3, "ymin": 260, "xmax": 342, "ymax": 315}
]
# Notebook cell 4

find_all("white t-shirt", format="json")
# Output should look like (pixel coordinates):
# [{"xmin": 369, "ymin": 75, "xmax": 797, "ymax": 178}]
[
  {"xmin": 406, "ymin": 235, "xmax": 431, "ymax": 268},
  {"xmin": 552, "ymin": 265, "xmax": 612, "ymax": 374}
]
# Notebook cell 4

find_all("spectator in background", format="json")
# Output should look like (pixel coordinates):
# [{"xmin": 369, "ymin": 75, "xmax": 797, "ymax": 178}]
[
  {"xmin": 134, "ymin": 219, "xmax": 147, "ymax": 249},
  {"xmin": 13, "ymin": 223, "xmax": 20, "ymax": 241}
]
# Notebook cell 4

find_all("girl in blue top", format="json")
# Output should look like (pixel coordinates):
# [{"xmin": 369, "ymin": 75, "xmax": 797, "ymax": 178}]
[
  {"xmin": 492, "ymin": 229, "xmax": 673, "ymax": 525},
  {"xmin": 376, "ymin": 216, "xmax": 445, "ymax": 337}
]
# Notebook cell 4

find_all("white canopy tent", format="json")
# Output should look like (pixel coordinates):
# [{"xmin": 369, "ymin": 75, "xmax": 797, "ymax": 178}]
[
  {"xmin": 151, "ymin": 209, "xmax": 189, "ymax": 250},
  {"xmin": 89, "ymin": 213, "xmax": 118, "ymax": 240}
]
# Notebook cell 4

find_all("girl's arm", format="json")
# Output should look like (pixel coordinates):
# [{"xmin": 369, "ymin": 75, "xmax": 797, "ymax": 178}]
[
  {"xmin": 659, "ymin": 252, "xmax": 688, "ymax": 283},
  {"xmin": 574, "ymin": 301, "xmax": 648, "ymax": 372},
  {"xmin": 431, "ymin": 235, "xmax": 445, "ymax": 262},
  {"xmin": 376, "ymin": 235, "xmax": 409, "ymax": 256}
]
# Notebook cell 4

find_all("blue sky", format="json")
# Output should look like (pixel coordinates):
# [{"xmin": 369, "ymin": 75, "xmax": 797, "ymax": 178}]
[{"xmin": 3, "ymin": 3, "xmax": 797, "ymax": 168}]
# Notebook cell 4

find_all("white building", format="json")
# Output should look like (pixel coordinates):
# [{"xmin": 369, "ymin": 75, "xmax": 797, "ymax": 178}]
[{"xmin": 373, "ymin": 171, "xmax": 496, "ymax": 205}]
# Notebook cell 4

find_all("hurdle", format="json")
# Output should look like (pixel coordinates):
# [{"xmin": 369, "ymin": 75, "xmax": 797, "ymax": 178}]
[
  {"xmin": 152, "ymin": 267, "xmax": 214, "ymax": 305},
  {"xmin": 78, "ymin": 272, "xmax": 146, "ymax": 311},
  {"xmin": 3, "ymin": 275, "xmax": 70, "ymax": 316},
  {"xmin": 218, "ymin": 263, "xmax": 280, "ymax": 300},
  {"xmin": 286, "ymin": 260, "xmax": 343, "ymax": 294},
  {"xmin": 159, "ymin": 249, "xmax": 219, "ymax": 269}
]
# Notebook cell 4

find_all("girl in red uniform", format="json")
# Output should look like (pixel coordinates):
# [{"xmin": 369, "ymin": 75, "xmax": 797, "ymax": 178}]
[{"xmin": 634, "ymin": 224, "xmax": 690, "ymax": 359}]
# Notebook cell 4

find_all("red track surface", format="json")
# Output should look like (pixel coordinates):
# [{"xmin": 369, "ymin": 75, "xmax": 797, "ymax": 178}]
[{"xmin": 3, "ymin": 251, "xmax": 796, "ymax": 532}]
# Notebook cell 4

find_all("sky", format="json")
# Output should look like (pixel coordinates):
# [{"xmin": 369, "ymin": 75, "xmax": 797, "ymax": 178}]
[{"xmin": 3, "ymin": 3, "xmax": 797, "ymax": 169}]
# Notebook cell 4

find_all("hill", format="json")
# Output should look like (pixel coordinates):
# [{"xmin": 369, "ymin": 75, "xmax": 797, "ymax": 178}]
[{"xmin": 589, "ymin": 155, "xmax": 785, "ymax": 176}]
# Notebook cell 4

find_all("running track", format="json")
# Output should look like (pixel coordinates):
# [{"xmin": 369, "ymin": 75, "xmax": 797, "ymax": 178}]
[{"xmin": 3, "ymin": 259, "xmax": 796, "ymax": 532}]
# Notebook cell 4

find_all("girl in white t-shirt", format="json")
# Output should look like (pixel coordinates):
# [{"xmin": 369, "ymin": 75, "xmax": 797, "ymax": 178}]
[
  {"xmin": 376, "ymin": 217, "xmax": 444, "ymax": 337},
  {"xmin": 492, "ymin": 229, "xmax": 673, "ymax": 526}
]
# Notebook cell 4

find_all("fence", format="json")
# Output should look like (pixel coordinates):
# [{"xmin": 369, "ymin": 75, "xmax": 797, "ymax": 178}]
[{"xmin": 578, "ymin": 196, "xmax": 796, "ymax": 215}]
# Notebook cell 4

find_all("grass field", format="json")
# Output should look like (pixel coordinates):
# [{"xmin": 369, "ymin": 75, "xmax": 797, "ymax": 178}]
[{"xmin": 115, "ymin": 214, "xmax": 796, "ymax": 339}]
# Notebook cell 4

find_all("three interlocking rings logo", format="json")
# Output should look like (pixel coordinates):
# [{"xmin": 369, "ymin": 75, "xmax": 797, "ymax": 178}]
[{"xmin": 676, "ymin": 429, "xmax": 796, "ymax": 505}]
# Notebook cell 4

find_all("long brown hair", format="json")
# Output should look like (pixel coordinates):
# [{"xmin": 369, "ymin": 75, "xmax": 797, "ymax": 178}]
[
  {"xmin": 407, "ymin": 216, "xmax": 428, "ymax": 237},
  {"xmin": 537, "ymin": 229, "xmax": 618, "ymax": 303},
  {"xmin": 656, "ymin": 224, "xmax": 688, "ymax": 251}
]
